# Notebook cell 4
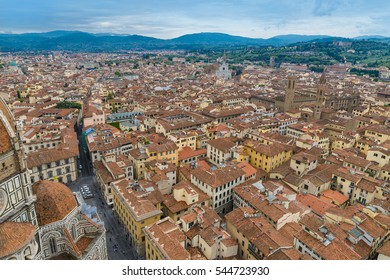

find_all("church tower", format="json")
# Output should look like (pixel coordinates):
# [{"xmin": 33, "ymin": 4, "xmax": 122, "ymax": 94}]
[
  {"xmin": 270, "ymin": 56, "xmax": 275, "ymax": 68},
  {"xmin": 314, "ymin": 69, "xmax": 327, "ymax": 120},
  {"xmin": 215, "ymin": 51, "xmax": 232, "ymax": 81},
  {"xmin": 284, "ymin": 75, "xmax": 296, "ymax": 112}
]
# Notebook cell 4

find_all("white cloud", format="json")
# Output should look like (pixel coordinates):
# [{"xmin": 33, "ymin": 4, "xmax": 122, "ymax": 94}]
[{"xmin": 0, "ymin": 0, "xmax": 389, "ymax": 37}]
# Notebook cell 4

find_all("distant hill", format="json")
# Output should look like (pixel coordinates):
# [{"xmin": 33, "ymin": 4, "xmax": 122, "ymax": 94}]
[
  {"xmin": 171, "ymin": 32, "xmax": 266, "ymax": 46},
  {"xmin": 267, "ymin": 34, "xmax": 332, "ymax": 45},
  {"xmin": 353, "ymin": 35, "xmax": 388, "ymax": 40},
  {"xmin": 0, "ymin": 31, "xmax": 165, "ymax": 51},
  {"xmin": 0, "ymin": 30, "xmax": 388, "ymax": 52},
  {"xmin": 171, "ymin": 33, "xmax": 340, "ymax": 47}
]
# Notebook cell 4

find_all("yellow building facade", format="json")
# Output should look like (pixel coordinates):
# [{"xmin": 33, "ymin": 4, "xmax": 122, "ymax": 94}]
[
  {"xmin": 146, "ymin": 141, "xmax": 179, "ymax": 166},
  {"xmin": 364, "ymin": 126, "xmax": 390, "ymax": 144},
  {"xmin": 243, "ymin": 142, "xmax": 293, "ymax": 173},
  {"xmin": 168, "ymin": 132, "xmax": 197, "ymax": 151},
  {"xmin": 112, "ymin": 180, "xmax": 162, "ymax": 256}
]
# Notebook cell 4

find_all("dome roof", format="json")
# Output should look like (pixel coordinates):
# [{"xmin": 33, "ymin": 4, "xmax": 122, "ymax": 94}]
[
  {"xmin": 0, "ymin": 98, "xmax": 15, "ymax": 130},
  {"xmin": 0, "ymin": 97, "xmax": 16, "ymax": 155},
  {"xmin": 32, "ymin": 180, "xmax": 77, "ymax": 226},
  {"xmin": 0, "ymin": 222, "xmax": 35, "ymax": 259}
]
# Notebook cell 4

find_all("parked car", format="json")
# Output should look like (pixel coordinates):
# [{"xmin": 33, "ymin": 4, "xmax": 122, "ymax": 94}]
[
  {"xmin": 80, "ymin": 185, "xmax": 89, "ymax": 191},
  {"xmin": 83, "ymin": 192, "xmax": 94, "ymax": 199}
]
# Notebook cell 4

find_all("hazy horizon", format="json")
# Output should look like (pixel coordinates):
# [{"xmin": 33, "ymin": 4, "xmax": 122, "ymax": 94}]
[
  {"xmin": 1, "ymin": 0, "xmax": 389, "ymax": 39},
  {"xmin": 1, "ymin": 30, "xmax": 388, "ymax": 40}
]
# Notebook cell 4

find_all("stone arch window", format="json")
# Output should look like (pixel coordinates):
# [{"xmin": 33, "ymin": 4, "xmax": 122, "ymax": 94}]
[
  {"xmin": 23, "ymin": 246, "xmax": 32, "ymax": 259},
  {"xmin": 49, "ymin": 238, "xmax": 57, "ymax": 254},
  {"xmin": 69, "ymin": 218, "xmax": 79, "ymax": 241},
  {"xmin": 0, "ymin": 189, "xmax": 7, "ymax": 216}
]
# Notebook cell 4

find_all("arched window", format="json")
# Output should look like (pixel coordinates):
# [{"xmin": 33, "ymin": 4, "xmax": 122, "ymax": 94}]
[
  {"xmin": 0, "ymin": 189, "xmax": 7, "ymax": 216},
  {"xmin": 49, "ymin": 238, "xmax": 57, "ymax": 254},
  {"xmin": 71, "ymin": 224, "xmax": 77, "ymax": 240},
  {"xmin": 24, "ymin": 246, "xmax": 32, "ymax": 259}
]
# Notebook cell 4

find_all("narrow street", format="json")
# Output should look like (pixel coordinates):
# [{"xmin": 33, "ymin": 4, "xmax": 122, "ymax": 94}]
[{"xmin": 67, "ymin": 122, "xmax": 139, "ymax": 260}]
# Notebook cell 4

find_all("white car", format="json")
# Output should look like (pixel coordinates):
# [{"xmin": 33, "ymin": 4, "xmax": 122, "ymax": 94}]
[
  {"xmin": 84, "ymin": 192, "xmax": 94, "ymax": 199},
  {"xmin": 80, "ymin": 186, "xmax": 90, "ymax": 194}
]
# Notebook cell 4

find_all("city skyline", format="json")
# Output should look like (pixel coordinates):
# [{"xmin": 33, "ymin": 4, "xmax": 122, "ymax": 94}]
[{"xmin": 1, "ymin": 0, "xmax": 389, "ymax": 39}]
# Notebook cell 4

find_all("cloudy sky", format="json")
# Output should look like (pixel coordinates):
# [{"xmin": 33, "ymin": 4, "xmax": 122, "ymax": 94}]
[{"xmin": 0, "ymin": 0, "xmax": 389, "ymax": 38}]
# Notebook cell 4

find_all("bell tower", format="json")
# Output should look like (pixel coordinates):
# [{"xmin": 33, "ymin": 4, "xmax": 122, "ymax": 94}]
[
  {"xmin": 314, "ymin": 69, "xmax": 327, "ymax": 120},
  {"xmin": 284, "ymin": 75, "xmax": 296, "ymax": 112}
]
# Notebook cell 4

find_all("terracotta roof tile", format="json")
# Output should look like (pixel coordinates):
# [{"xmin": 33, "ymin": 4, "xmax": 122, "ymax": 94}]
[
  {"xmin": 76, "ymin": 237, "xmax": 94, "ymax": 252},
  {"xmin": 191, "ymin": 165, "xmax": 245, "ymax": 188},
  {"xmin": 0, "ymin": 98, "xmax": 16, "ymax": 134},
  {"xmin": 207, "ymin": 138, "xmax": 236, "ymax": 153},
  {"xmin": 113, "ymin": 179, "xmax": 162, "ymax": 220},
  {"xmin": 32, "ymin": 180, "xmax": 77, "ymax": 226},
  {"xmin": 297, "ymin": 193, "xmax": 335, "ymax": 216},
  {"xmin": 266, "ymin": 248, "xmax": 311, "ymax": 260},
  {"xmin": 0, "ymin": 222, "xmax": 35, "ymax": 258},
  {"xmin": 294, "ymin": 230, "xmax": 362, "ymax": 260},
  {"xmin": 356, "ymin": 177, "xmax": 378, "ymax": 193},
  {"xmin": 144, "ymin": 218, "xmax": 190, "ymax": 260},
  {"xmin": 377, "ymin": 240, "xmax": 390, "ymax": 257},
  {"xmin": 179, "ymin": 147, "xmax": 206, "ymax": 161},
  {"xmin": 0, "ymin": 120, "xmax": 13, "ymax": 154}
]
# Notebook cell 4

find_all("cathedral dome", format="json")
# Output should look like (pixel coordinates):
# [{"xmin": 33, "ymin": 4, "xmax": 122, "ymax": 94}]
[
  {"xmin": 32, "ymin": 180, "xmax": 78, "ymax": 226},
  {"xmin": 0, "ymin": 97, "xmax": 16, "ymax": 155},
  {"xmin": 0, "ymin": 222, "xmax": 35, "ymax": 259}
]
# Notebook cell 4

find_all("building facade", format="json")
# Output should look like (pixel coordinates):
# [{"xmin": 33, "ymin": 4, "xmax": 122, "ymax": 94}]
[{"xmin": 0, "ymin": 98, "xmax": 107, "ymax": 260}]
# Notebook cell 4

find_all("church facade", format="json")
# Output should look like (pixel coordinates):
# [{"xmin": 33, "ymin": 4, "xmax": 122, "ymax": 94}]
[
  {"xmin": 0, "ymin": 98, "xmax": 107, "ymax": 260},
  {"xmin": 215, "ymin": 53, "xmax": 232, "ymax": 81}
]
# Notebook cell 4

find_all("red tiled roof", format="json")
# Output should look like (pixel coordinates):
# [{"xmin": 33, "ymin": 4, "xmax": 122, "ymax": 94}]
[
  {"xmin": 179, "ymin": 147, "xmax": 206, "ymax": 161},
  {"xmin": 297, "ymin": 193, "xmax": 334, "ymax": 216},
  {"xmin": 0, "ymin": 222, "xmax": 35, "ymax": 258},
  {"xmin": 320, "ymin": 190, "xmax": 349, "ymax": 205},
  {"xmin": 32, "ymin": 180, "xmax": 77, "ymax": 226}
]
